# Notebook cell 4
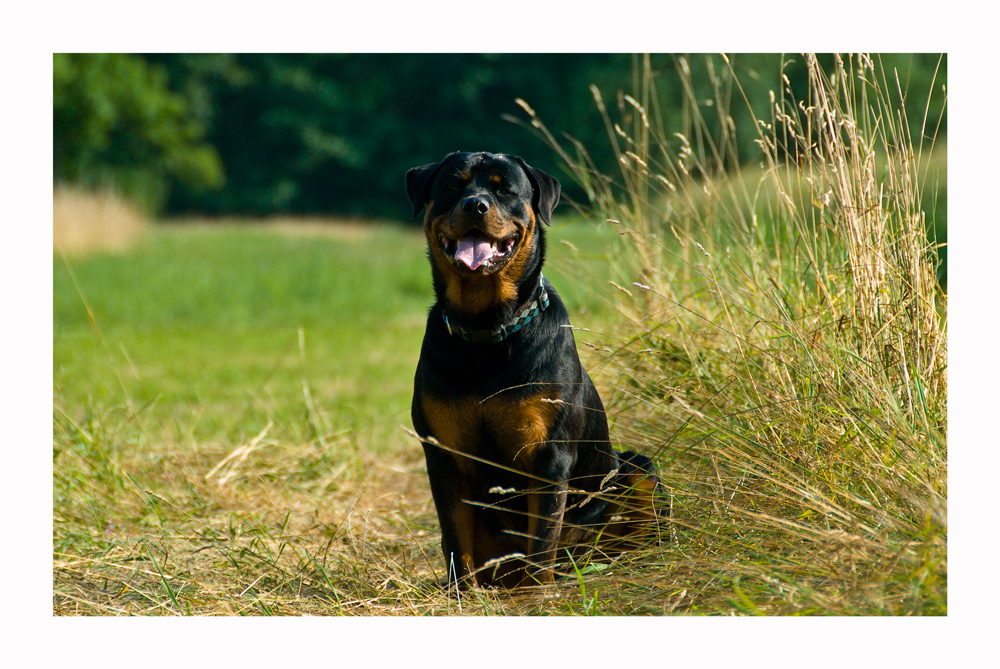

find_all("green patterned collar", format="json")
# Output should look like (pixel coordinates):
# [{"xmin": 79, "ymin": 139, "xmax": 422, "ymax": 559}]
[{"xmin": 442, "ymin": 276, "xmax": 549, "ymax": 344}]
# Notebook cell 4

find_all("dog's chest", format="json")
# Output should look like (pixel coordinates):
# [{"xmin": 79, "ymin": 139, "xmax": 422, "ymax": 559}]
[{"xmin": 420, "ymin": 386, "xmax": 562, "ymax": 475}]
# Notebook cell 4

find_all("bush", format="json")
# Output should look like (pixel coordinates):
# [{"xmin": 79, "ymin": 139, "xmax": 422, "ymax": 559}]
[{"xmin": 53, "ymin": 53, "xmax": 223, "ymax": 214}]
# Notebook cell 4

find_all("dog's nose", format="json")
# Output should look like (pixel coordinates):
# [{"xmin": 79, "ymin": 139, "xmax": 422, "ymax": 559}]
[{"xmin": 461, "ymin": 196, "xmax": 490, "ymax": 216}]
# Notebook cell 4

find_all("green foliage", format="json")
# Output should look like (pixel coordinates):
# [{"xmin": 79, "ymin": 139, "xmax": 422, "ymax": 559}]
[
  {"xmin": 143, "ymin": 53, "xmax": 635, "ymax": 217},
  {"xmin": 53, "ymin": 53, "xmax": 223, "ymax": 213}
]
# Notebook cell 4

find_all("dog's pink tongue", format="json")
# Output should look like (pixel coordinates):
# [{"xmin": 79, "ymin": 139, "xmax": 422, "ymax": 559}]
[{"xmin": 455, "ymin": 231, "xmax": 494, "ymax": 270}]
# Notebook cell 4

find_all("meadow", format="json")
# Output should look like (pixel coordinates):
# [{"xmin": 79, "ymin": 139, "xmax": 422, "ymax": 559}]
[
  {"xmin": 53, "ymin": 217, "xmax": 628, "ymax": 614},
  {"xmin": 53, "ymin": 54, "xmax": 947, "ymax": 616}
]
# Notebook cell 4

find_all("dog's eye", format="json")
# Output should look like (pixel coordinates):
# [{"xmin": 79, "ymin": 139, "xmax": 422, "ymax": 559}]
[{"xmin": 497, "ymin": 186, "xmax": 515, "ymax": 197}]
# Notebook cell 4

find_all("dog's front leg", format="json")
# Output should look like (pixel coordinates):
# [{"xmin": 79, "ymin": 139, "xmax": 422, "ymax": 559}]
[
  {"xmin": 523, "ymin": 448, "xmax": 573, "ymax": 584},
  {"xmin": 423, "ymin": 445, "xmax": 478, "ymax": 589}
]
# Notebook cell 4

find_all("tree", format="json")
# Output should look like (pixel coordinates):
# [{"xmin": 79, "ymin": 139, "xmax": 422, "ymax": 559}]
[{"xmin": 53, "ymin": 53, "xmax": 223, "ymax": 212}]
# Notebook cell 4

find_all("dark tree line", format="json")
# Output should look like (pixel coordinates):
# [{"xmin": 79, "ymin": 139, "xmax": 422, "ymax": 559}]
[{"xmin": 54, "ymin": 53, "xmax": 946, "ymax": 220}]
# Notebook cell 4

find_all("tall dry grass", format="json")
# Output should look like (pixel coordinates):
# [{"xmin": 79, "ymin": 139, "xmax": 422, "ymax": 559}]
[
  {"xmin": 53, "ymin": 185, "xmax": 148, "ymax": 255},
  {"xmin": 514, "ymin": 52, "xmax": 947, "ymax": 613}
]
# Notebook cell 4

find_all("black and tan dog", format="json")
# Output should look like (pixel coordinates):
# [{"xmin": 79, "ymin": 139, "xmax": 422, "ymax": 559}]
[{"xmin": 407, "ymin": 151, "xmax": 661, "ymax": 589}]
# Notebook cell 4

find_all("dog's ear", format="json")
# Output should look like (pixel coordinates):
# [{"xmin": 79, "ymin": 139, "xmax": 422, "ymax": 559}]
[
  {"xmin": 512, "ymin": 157, "xmax": 561, "ymax": 226},
  {"xmin": 405, "ymin": 160, "xmax": 446, "ymax": 218}
]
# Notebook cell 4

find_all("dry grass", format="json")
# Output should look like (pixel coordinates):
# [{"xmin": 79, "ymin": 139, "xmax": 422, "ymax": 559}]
[
  {"xmin": 52, "ymin": 406, "xmax": 654, "ymax": 615},
  {"xmin": 53, "ymin": 185, "xmax": 148, "ymax": 255},
  {"xmin": 53, "ymin": 417, "xmax": 444, "ymax": 615},
  {"xmin": 512, "ymin": 52, "xmax": 947, "ymax": 614}
]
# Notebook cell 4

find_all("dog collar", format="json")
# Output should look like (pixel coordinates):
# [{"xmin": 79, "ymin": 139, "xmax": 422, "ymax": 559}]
[{"xmin": 442, "ymin": 276, "xmax": 549, "ymax": 344}]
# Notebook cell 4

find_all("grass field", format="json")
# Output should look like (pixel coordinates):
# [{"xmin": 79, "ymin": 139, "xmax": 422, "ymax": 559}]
[
  {"xmin": 53, "ymin": 217, "xmax": 631, "ymax": 615},
  {"xmin": 53, "ymin": 54, "xmax": 947, "ymax": 617},
  {"xmin": 54, "ymin": 219, "xmax": 614, "ymax": 450}
]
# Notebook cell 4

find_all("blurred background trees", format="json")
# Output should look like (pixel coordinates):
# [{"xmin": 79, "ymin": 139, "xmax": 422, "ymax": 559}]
[
  {"xmin": 53, "ymin": 53, "xmax": 946, "ymax": 221},
  {"xmin": 53, "ymin": 53, "xmax": 224, "ymax": 214}
]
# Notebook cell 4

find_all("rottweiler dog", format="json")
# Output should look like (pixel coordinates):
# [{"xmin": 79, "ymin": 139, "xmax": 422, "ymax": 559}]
[{"xmin": 407, "ymin": 151, "xmax": 661, "ymax": 589}]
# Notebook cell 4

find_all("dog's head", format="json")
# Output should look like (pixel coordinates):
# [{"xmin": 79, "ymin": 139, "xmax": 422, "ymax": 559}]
[{"xmin": 406, "ymin": 152, "xmax": 560, "ymax": 313}]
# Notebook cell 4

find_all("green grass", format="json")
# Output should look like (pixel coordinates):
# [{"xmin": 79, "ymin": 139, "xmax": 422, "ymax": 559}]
[
  {"xmin": 55, "ymin": 221, "xmax": 613, "ymax": 448},
  {"xmin": 56, "ymin": 223, "xmax": 423, "ymax": 446}
]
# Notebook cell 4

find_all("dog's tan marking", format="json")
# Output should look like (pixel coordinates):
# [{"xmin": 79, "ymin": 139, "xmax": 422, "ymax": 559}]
[
  {"xmin": 421, "ymin": 394, "xmax": 481, "ymax": 477},
  {"xmin": 481, "ymin": 384, "xmax": 560, "ymax": 468},
  {"xmin": 494, "ymin": 207, "xmax": 536, "ymax": 305},
  {"xmin": 424, "ymin": 204, "xmax": 536, "ymax": 314}
]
